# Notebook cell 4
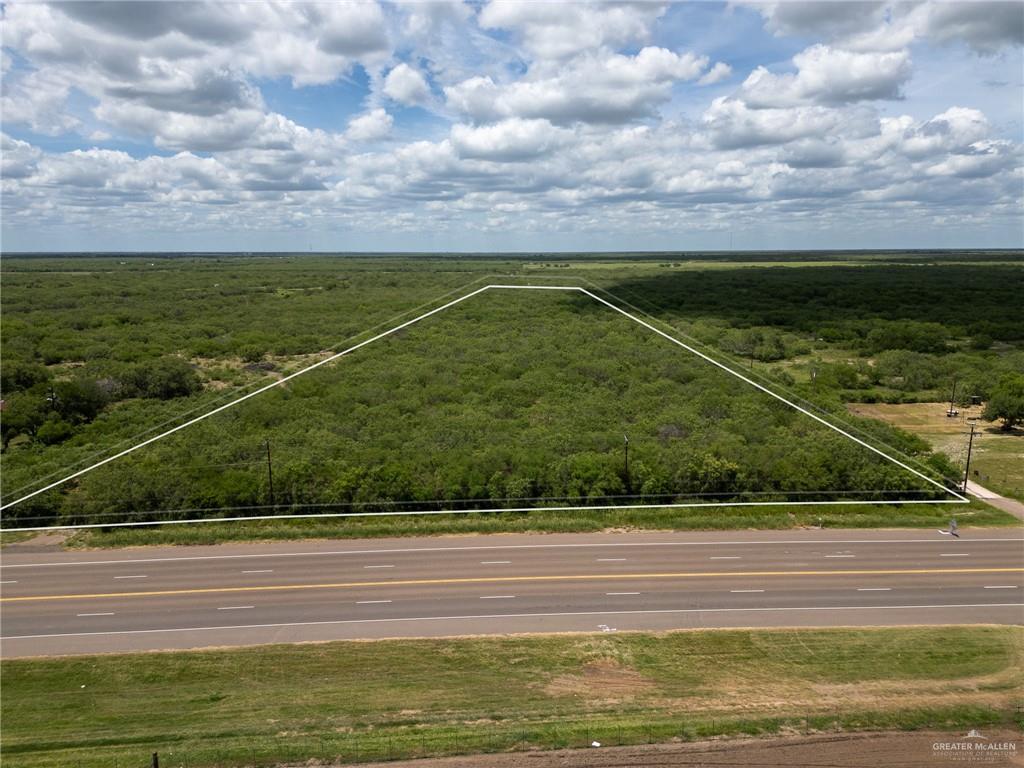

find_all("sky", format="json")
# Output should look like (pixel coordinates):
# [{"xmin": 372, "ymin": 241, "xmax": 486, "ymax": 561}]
[{"xmin": 1, "ymin": 0, "xmax": 1022, "ymax": 252}]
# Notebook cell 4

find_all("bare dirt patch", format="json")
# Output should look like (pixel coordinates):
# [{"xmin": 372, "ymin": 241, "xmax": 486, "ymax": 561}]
[
  {"xmin": 545, "ymin": 658, "xmax": 655, "ymax": 702},
  {"xmin": 0, "ymin": 529, "xmax": 75, "ymax": 551},
  {"xmin": 322, "ymin": 729, "xmax": 1024, "ymax": 768}
]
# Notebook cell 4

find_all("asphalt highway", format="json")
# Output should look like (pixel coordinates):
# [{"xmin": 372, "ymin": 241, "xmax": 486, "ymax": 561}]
[{"xmin": 1, "ymin": 528, "xmax": 1021, "ymax": 657}]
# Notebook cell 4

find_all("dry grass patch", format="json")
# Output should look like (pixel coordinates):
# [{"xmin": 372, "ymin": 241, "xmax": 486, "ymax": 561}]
[
  {"xmin": 544, "ymin": 658, "xmax": 655, "ymax": 702},
  {"xmin": 848, "ymin": 402, "xmax": 1024, "ymax": 500}
]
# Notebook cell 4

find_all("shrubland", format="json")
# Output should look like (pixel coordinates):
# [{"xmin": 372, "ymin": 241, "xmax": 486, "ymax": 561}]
[{"xmin": 1, "ymin": 253, "xmax": 1020, "ymax": 530}]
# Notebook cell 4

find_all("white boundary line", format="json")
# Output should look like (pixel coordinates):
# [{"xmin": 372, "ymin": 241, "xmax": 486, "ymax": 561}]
[
  {"xmin": 0, "ymin": 284, "xmax": 490, "ymax": 513},
  {"xmin": 1, "ymin": 499, "xmax": 968, "ymax": 532},
  {"xmin": 0, "ymin": 284, "xmax": 966, "ymax": 530},
  {"xmin": 577, "ymin": 275, "xmax": 953, "ymax": 482},
  {"xmin": 567, "ymin": 286, "xmax": 965, "ymax": 500},
  {"xmin": 5, "ymin": 537, "xmax": 1020, "ymax": 569}
]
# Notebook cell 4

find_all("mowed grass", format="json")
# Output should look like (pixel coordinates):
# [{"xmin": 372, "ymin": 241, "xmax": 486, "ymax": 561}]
[
  {"xmin": 971, "ymin": 435, "xmax": 1024, "ymax": 502},
  {"xmin": 849, "ymin": 402, "xmax": 1024, "ymax": 502},
  {"xmin": 50, "ymin": 499, "xmax": 1020, "ymax": 548},
  {"xmin": 1, "ymin": 626, "xmax": 1020, "ymax": 767}
]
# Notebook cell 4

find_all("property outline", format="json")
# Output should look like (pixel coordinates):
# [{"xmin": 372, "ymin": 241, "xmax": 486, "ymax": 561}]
[{"xmin": 0, "ymin": 283, "xmax": 968, "ymax": 531}]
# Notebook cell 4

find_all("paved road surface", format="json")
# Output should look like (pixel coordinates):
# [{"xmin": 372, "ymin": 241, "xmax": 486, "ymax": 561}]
[{"xmin": 1, "ymin": 528, "xmax": 1021, "ymax": 657}]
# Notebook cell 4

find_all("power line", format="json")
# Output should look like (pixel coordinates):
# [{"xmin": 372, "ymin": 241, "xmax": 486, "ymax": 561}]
[
  {"xmin": 1, "ymin": 489, "xmax": 953, "ymax": 526},
  {"xmin": 2, "ymin": 281, "xmax": 964, "ymax": 519}
]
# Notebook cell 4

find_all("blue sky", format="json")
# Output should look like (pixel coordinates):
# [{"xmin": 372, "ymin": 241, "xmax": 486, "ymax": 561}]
[{"xmin": 1, "ymin": 1, "xmax": 1022, "ymax": 252}]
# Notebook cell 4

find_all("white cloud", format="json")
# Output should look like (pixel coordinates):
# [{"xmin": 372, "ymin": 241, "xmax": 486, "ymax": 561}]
[
  {"xmin": 402, "ymin": 0, "xmax": 473, "ymax": 38},
  {"xmin": 313, "ymin": 2, "xmax": 390, "ymax": 58},
  {"xmin": 701, "ymin": 96, "xmax": 844, "ymax": 149},
  {"xmin": 478, "ymin": 1, "xmax": 667, "ymax": 60},
  {"xmin": 925, "ymin": 140, "xmax": 1017, "ymax": 178},
  {"xmin": 754, "ymin": 1, "xmax": 889, "ymax": 40},
  {"xmin": 0, "ymin": 1, "xmax": 1020, "ymax": 249},
  {"xmin": 894, "ymin": 106, "xmax": 992, "ymax": 158},
  {"xmin": 920, "ymin": 1, "xmax": 1024, "ymax": 54},
  {"xmin": 780, "ymin": 138, "xmax": 847, "ymax": 168},
  {"xmin": 450, "ymin": 118, "xmax": 572, "ymax": 161},
  {"xmin": 0, "ymin": 69, "xmax": 80, "ymax": 135},
  {"xmin": 445, "ymin": 47, "xmax": 710, "ymax": 124},
  {"xmin": 698, "ymin": 62, "xmax": 733, "ymax": 86},
  {"xmin": 92, "ymin": 101, "xmax": 267, "ymax": 152},
  {"xmin": 0, "ymin": 134, "xmax": 43, "ymax": 180},
  {"xmin": 346, "ymin": 108, "xmax": 393, "ymax": 142},
  {"xmin": 739, "ymin": 45, "xmax": 912, "ymax": 107},
  {"xmin": 0, "ymin": 0, "xmax": 392, "ymax": 152},
  {"xmin": 443, "ymin": 77, "xmax": 502, "ymax": 121},
  {"xmin": 753, "ymin": 1, "xmax": 1024, "ymax": 55},
  {"xmin": 383, "ymin": 63, "xmax": 431, "ymax": 105}
]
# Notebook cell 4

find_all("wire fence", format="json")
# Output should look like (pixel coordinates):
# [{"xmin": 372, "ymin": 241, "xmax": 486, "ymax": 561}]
[
  {"xmin": 45, "ymin": 704, "xmax": 1020, "ymax": 768},
  {"xmin": 15, "ymin": 718, "xmax": 884, "ymax": 767}
]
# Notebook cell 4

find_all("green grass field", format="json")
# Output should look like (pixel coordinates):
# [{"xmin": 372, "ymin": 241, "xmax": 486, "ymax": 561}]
[{"xmin": 2, "ymin": 626, "xmax": 1020, "ymax": 767}]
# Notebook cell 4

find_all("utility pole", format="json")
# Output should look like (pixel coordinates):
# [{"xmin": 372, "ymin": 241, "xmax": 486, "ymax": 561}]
[
  {"xmin": 623, "ymin": 434, "xmax": 630, "ymax": 493},
  {"xmin": 265, "ymin": 439, "xmax": 275, "ymax": 509},
  {"xmin": 45, "ymin": 384, "xmax": 59, "ymax": 412},
  {"xmin": 962, "ymin": 423, "xmax": 977, "ymax": 493},
  {"xmin": 948, "ymin": 378, "xmax": 958, "ymax": 416}
]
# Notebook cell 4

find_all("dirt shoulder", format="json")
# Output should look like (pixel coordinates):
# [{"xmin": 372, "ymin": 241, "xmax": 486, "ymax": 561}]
[{"xmin": 344, "ymin": 729, "xmax": 1024, "ymax": 768}]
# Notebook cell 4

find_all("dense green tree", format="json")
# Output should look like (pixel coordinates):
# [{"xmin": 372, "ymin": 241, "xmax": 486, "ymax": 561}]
[
  {"xmin": 983, "ymin": 373, "xmax": 1024, "ymax": 430},
  {"xmin": 0, "ymin": 360, "xmax": 51, "ymax": 394},
  {"xmin": 53, "ymin": 379, "xmax": 108, "ymax": 423},
  {"xmin": 239, "ymin": 345, "xmax": 265, "ymax": 363},
  {"xmin": 1, "ymin": 392, "xmax": 47, "ymax": 448},
  {"xmin": 970, "ymin": 334, "xmax": 994, "ymax": 350},
  {"xmin": 122, "ymin": 357, "xmax": 202, "ymax": 399},
  {"xmin": 863, "ymin": 322, "xmax": 949, "ymax": 355},
  {"xmin": 37, "ymin": 416, "xmax": 74, "ymax": 445}
]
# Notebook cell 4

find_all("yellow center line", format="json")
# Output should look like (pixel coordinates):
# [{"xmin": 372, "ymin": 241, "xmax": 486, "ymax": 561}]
[{"xmin": 2, "ymin": 567, "xmax": 1022, "ymax": 603}]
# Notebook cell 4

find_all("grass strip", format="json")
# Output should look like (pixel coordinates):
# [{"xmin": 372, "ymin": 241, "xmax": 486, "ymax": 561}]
[
  {"xmin": 40, "ymin": 499, "xmax": 1019, "ymax": 548},
  {"xmin": 2, "ymin": 626, "xmax": 1021, "ymax": 767}
]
